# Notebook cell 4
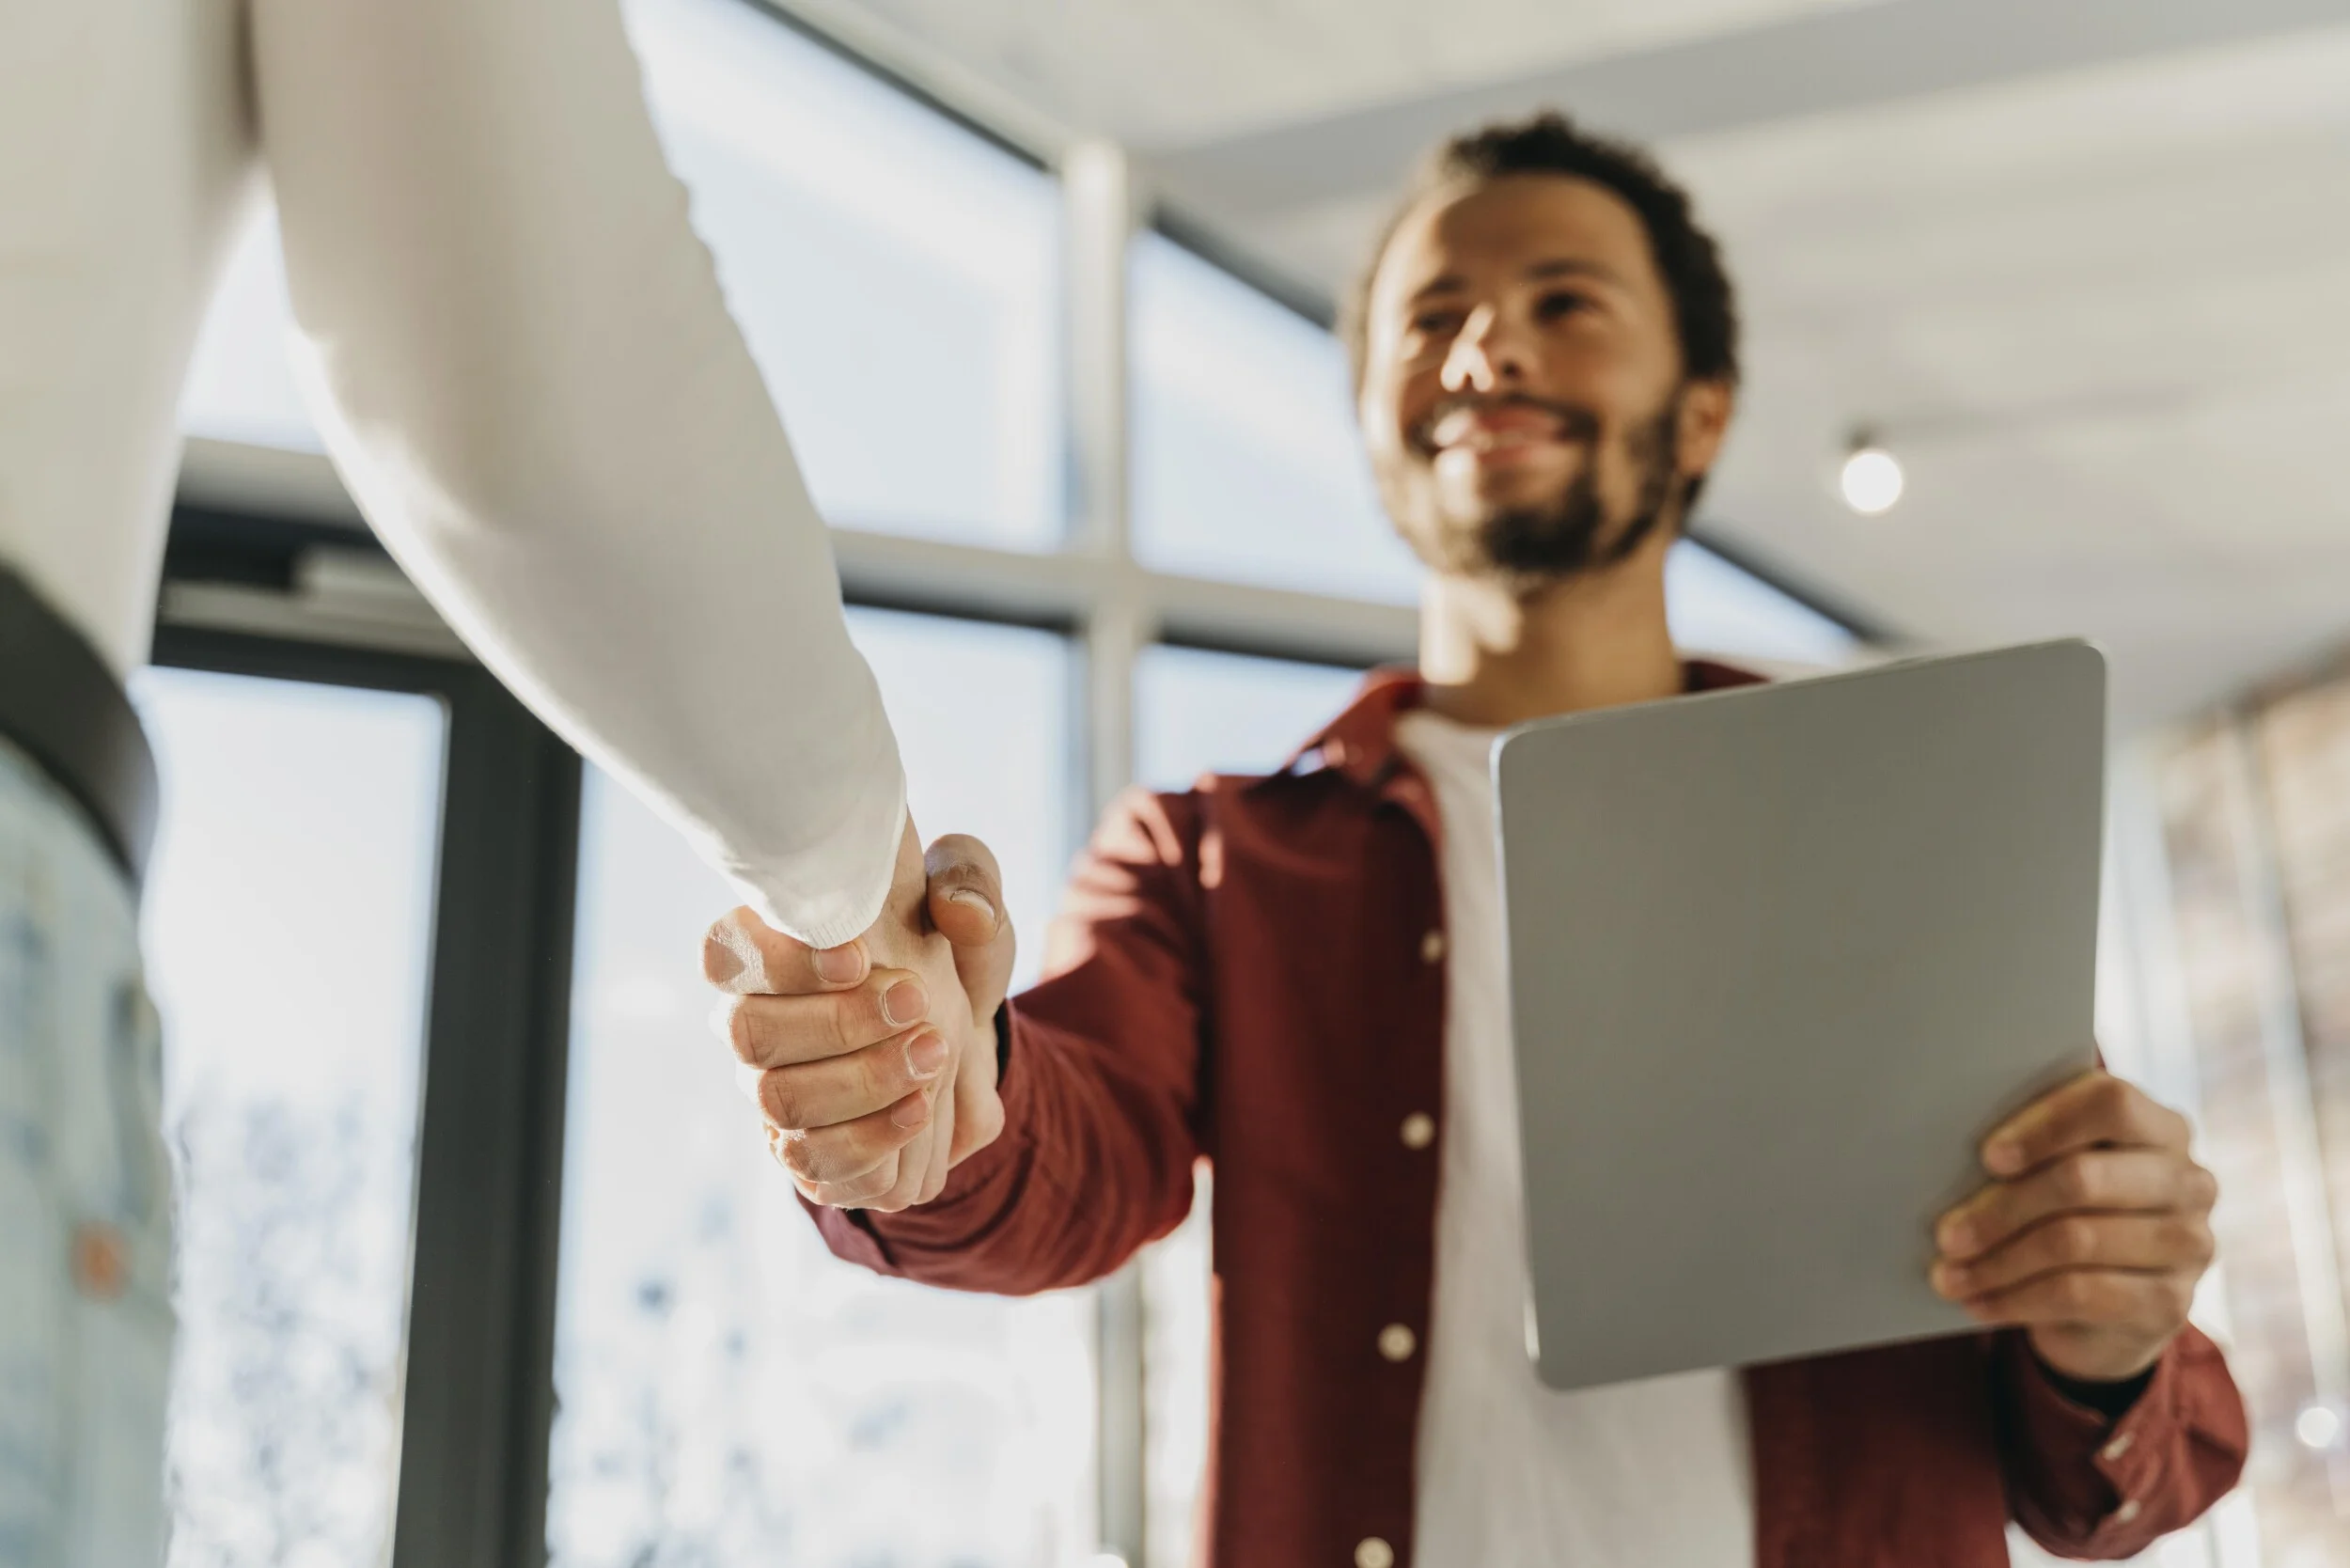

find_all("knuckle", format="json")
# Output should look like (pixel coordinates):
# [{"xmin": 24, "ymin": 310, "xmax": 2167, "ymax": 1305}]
[
  {"xmin": 863, "ymin": 1037, "xmax": 906, "ymax": 1104},
  {"xmin": 2092, "ymin": 1073, "xmax": 2131, "ymax": 1116},
  {"xmin": 2053, "ymin": 1215, "xmax": 2100, "ymax": 1264},
  {"xmin": 2053, "ymin": 1272, "xmax": 2096, "ymax": 1313},
  {"xmin": 2052, "ymin": 1155, "xmax": 2097, "ymax": 1206},
  {"xmin": 840, "ymin": 1157, "xmax": 897, "ymax": 1203},
  {"xmin": 760, "ymin": 1070, "xmax": 807, "ymax": 1131}
]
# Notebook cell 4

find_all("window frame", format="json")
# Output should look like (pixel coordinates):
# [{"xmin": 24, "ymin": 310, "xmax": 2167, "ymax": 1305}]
[
  {"xmin": 151, "ymin": 571, "xmax": 584, "ymax": 1568},
  {"xmin": 154, "ymin": 5, "xmax": 1880, "ymax": 1562}
]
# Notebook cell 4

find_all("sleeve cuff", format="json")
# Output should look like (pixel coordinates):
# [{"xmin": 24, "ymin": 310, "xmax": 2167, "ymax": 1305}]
[
  {"xmin": 2003, "ymin": 1332, "xmax": 2184, "ymax": 1537},
  {"xmin": 732, "ymin": 733, "xmax": 907, "ymax": 950}
]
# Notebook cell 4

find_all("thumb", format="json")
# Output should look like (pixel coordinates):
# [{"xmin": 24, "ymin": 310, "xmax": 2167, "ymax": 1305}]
[{"xmin": 924, "ymin": 833, "xmax": 1016, "ymax": 1019}]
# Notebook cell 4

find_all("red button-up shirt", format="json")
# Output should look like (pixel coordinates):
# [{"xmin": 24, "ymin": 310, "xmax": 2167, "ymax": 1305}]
[{"xmin": 812, "ymin": 666, "xmax": 2248, "ymax": 1566}]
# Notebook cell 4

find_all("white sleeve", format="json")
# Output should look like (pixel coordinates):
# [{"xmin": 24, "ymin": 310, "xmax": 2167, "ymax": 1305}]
[{"xmin": 244, "ymin": 0, "xmax": 903, "ymax": 949}]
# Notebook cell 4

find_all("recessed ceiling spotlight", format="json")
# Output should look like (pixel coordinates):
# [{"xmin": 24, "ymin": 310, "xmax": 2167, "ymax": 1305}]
[
  {"xmin": 1839, "ymin": 429, "xmax": 1904, "ymax": 516},
  {"xmin": 2297, "ymin": 1402, "xmax": 2342, "ymax": 1450}
]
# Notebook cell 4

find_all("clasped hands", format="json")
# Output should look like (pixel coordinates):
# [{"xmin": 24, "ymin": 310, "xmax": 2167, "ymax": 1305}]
[
  {"xmin": 701, "ymin": 819, "xmax": 1012, "ymax": 1213},
  {"xmin": 700, "ymin": 823, "xmax": 2217, "ymax": 1386}
]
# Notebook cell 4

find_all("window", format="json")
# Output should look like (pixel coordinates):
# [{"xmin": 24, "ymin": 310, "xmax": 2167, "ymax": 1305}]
[
  {"xmin": 1134, "ymin": 646, "xmax": 1365, "ymax": 792},
  {"xmin": 1131, "ymin": 231, "xmax": 1421, "ymax": 604},
  {"xmin": 1665, "ymin": 541, "xmax": 1858, "ymax": 667},
  {"xmin": 626, "ymin": 0, "xmax": 1063, "ymax": 549},
  {"xmin": 546, "ymin": 610, "xmax": 1089, "ymax": 1567},
  {"xmin": 180, "ymin": 209, "xmax": 320, "ymax": 453},
  {"xmin": 159, "ymin": 5, "xmax": 1886, "ymax": 1564},
  {"xmin": 180, "ymin": 0, "xmax": 1066, "ymax": 557},
  {"xmin": 133, "ymin": 670, "xmax": 445, "ymax": 1568}
]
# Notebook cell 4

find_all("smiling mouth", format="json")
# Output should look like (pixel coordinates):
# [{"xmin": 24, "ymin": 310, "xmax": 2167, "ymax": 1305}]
[{"xmin": 1420, "ymin": 400, "xmax": 1597, "ymax": 461}]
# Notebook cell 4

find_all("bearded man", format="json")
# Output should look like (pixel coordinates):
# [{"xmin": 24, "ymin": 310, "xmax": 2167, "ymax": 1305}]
[{"xmin": 705, "ymin": 114, "xmax": 2246, "ymax": 1568}]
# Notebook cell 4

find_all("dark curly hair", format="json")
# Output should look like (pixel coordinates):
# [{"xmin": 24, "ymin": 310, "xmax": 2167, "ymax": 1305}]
[{"xmin": 1340, "ymin": 111, "xmax": 1741, "ymax": 397}]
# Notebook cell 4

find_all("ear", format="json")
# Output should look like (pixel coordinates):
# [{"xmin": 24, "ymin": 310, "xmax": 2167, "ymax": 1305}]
[{"xmin": 1674, "ymin": 377, "xmax": 1736, "ymax": 483}]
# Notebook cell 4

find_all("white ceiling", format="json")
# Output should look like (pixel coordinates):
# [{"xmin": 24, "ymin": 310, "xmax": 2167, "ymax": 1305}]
[{"xmin": 776, "ymin": 0, "xmax": 2350, "ymax": 730}]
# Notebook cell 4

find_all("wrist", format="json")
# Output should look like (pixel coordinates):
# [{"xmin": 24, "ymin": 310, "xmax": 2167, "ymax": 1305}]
[{"xmin": 2029, "ymin": 1339, "xmax": 2160, "ymax": 1419}]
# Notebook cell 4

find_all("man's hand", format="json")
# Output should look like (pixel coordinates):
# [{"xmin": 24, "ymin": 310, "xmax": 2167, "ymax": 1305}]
[
  {"xmin": 1931, "ymin": 1070, "xmax": 2219, "ymax": 1385},
  {"xmin": 701, "ymin": 817, "xmax": 1014, "ymax": 1212}
]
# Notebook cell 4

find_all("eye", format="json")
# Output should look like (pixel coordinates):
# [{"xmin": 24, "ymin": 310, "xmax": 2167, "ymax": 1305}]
[
  {"xmin": 1410, "ymin": 307, "xmax": 1465, "ymax": 337},
  {"xmin": 1536, "ymin": 290, "xmax": 1592, "ymax": 321}
]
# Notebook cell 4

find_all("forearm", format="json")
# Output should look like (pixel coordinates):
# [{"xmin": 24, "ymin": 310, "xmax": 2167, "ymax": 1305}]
[
  {"xmin": 248, "ymin": 0, "xmax": 900, "ymax": 948},
  {"xmin": 1997, "ymin": 1325, "xmax": 2248, "ymax": 1556}
]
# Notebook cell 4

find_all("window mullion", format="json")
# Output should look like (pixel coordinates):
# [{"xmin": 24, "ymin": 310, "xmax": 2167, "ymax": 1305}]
[{"xmin": 1064, "ymin": 135, "xmax": 1152, "ymax": 1567}]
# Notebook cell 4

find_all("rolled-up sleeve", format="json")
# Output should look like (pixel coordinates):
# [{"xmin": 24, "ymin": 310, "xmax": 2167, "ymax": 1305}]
[{"xmin": 1997, "ymin": 1326, "xmax": 2249, "ymax": 1557}]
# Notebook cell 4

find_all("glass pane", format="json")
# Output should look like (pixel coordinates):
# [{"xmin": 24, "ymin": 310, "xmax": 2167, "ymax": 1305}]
[
  {"xmin": 181, "ymin": 0, "xmax": 1063, "ymax": 551},
  {"xmin": 548, "ymin": 610, "xmax": 1089, "ymax": 1568},
  {"xmin": 627, "ymin": 0, "xmax": 1062, "ymax": 549},
  {"xmin": 1134, "ymin": 645, "xmax": 1364, "ymax": 792},
  {"xmin": 132, "ymin": 668, "xmax": 446, "ymax": 1567},
  {"xmin": 1131, "ymin": 231, "xmax": 1422, "ymax": 604},
  {"xmin": 180, "ymin": 207, "xmax": 323, "ymax": 452},
  {"xmin": 1666, "ymin": 541, "xmax": 1859, "ymax": 667},
  {"xmin": 1131, "ymin": 232, "xmax": 1861, "ymax": 666}
]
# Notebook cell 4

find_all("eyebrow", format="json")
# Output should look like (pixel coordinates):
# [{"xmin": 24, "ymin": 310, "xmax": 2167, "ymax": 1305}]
[
  {"xmin": 1526, "ymin": 258, "xmax": 1625, "ymax": 286},
  {"xmin": 1405, "ymin": 257, "xmax": 1625, "ymax": 307}
]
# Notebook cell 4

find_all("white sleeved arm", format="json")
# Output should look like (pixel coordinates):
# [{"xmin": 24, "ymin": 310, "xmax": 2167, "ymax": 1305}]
[{"xmin": 245, "ymin": 0, "xmax": 902, "ymax": 949}]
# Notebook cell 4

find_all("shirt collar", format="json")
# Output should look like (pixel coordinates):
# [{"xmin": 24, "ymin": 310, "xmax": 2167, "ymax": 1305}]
[{"xmin": 1268, "ymin": 658, "xmax": 1768, "ymax": 793}]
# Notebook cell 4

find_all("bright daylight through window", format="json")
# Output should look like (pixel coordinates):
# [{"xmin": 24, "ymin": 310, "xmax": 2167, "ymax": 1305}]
[
  {"xmin": 133, "ymin": 671, "xmax": 445, "ymax": 1568},
  {"xmin": 158, "ymin": 1, "xmax": 1879, "ymax": 1564},
  {"xmin": 546, "ymin": 610, "xmax": 1090, "ymax": 1568}
]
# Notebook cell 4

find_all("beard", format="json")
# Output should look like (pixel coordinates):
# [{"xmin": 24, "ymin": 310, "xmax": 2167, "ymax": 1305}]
[{"xmin": 1395, "ymin": 391, "xmax": 1686, "ymax": 583}]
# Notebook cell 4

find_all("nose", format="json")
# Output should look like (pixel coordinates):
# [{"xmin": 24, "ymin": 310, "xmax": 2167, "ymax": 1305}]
[{"xmin": 1439, "ymin": 303, "xmax": 1530, "ymax": 395}]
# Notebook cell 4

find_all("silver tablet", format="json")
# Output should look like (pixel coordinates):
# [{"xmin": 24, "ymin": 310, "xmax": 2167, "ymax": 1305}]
[{"xmin": 1495, "ymin": 640, "xmax": 2105, "ymax": 1391}]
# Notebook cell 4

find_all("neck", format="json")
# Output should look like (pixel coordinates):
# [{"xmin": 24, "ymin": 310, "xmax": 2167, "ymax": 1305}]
[{"xmin": 1416, "ymin": 526, "xmax": 1683, "ymax": 728}]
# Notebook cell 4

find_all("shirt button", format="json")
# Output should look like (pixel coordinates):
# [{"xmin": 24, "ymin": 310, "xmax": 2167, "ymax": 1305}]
[
  {"xmin": 1377, "ymin": 1323, "xmax": 1417, "ymax": 1362},
  {"xmin": 1400, "ymin": 1112, "xmax": 1435, "ymax": 1150},
  {"xmin": 1419, "ymin": 929, "xmax": 1446, "ymax": 964},
  {"xmin": 1355, "ymin": 1538, "xmax": 1395, "ymax": 1568},
  {"xmin": 2113, "ymin": 1498, "xmax": 2142, "ymax": 1526},
  {"xmin": 2101, "ymin": 1432, "xmax": 2135, "ymax": 1462}
]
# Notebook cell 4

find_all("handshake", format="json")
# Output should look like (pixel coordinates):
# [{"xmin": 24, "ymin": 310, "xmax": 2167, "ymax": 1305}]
[{"xmin": 701, "ymin": 819, "xmax": 1012, "ymax": 1212}]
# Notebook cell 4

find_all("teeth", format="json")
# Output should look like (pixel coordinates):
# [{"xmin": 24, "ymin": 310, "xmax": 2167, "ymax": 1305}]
[{"xmin": 1441, "ymin": 426, "xmax": 1548, "ymax": 452}]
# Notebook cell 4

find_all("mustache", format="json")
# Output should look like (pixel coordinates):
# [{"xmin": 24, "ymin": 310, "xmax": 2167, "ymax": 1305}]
[{"xmin": 1411, "ymin": 393, "xmax": 1603, "ymax": 456}]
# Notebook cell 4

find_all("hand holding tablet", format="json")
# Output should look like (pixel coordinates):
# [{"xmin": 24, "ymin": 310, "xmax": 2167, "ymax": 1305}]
[
  {"xmin": 1933, "ymin": 1068, "xmax": 2217, "ymax": 1385},
  {"xmin": 1495, "ymin": 640, "xmax": 2184, "ymax": 1390}
]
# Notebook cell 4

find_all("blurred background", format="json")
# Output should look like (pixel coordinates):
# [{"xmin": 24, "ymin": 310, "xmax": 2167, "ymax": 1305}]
[{"xmin": 145, "ymin": 0, "xmax": 2348, "ymax": 1564}]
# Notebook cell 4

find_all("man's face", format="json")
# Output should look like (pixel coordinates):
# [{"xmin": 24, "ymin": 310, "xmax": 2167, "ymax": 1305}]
[{"xmin": 1356, "ymin": 173, "xmax": 1731, "ymax": 582}]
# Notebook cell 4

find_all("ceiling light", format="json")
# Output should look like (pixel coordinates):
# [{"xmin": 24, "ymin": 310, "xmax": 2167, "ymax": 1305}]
[
  {"xmin": 1839, "ymin": 431, "xmax": 1904, "ymax": 516},
  {"xmin": 2297, "ymin": 1403, "xmax": 2342, "ymax": 1450}
]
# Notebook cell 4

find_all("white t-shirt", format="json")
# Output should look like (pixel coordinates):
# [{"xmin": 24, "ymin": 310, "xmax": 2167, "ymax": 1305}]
[{"xmin": 1395, "ymin": 707, "xmax": 1756, "ymax": 1565}]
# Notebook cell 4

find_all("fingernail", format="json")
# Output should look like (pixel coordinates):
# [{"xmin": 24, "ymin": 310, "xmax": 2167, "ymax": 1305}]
[
  {"xmin": 1938, "ymin": 1218, "xmax": 1974, "ymax": 1255},
  {"xmin": 813, "ymin": 944, "xmax": 864, "ymax": 985},
  {"xmin": 945, "ymin": 886, "xmax": 997, "ymax": 928},
  {"xmin": 1983, "ymin": 1139, "xmax": 2023, "ymax": 1176},
  {"xmin": 890, "ymin": 1093, "xmax": 931, "ymax": 1129},
  {"xmin": 906, "ymin": 1031, "xmax": 948, "ymax": 1079},
  {"xmin": 883, "ymin": 979, "xmax": 927, "ymax": 1028},
  {"xmin": 1930, "ymin": 1262, "xmax": 1968, "ymax": 1297}
]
